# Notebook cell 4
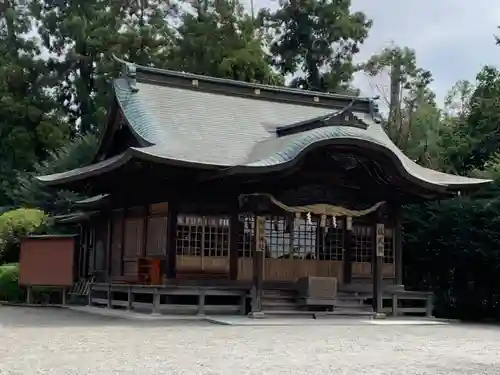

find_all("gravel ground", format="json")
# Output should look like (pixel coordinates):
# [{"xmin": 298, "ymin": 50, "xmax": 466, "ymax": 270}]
[{"xmin": 1, "ymin": 306, "xmax": 500, "ymax": 375}]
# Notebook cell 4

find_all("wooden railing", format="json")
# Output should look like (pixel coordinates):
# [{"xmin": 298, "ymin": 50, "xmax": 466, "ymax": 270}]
[
  {"xmin": 339, "ymin": 285, "xmax": 433, "ymax": 317},
  {"xmin": 88, "ymin": 282, "xmax": 248, "ymax": 315},
  {"xmin": 387, "ymin": 290, "xmax": 434, "ymax": 317}
]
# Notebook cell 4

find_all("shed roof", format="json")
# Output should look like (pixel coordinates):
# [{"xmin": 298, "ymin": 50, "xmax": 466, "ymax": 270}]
[{"xmin": 37, "ymin": 58, "xmax": 491, "ymax": 192}]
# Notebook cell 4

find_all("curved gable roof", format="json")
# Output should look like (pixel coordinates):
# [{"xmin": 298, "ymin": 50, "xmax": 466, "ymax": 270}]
[{"xmin": 37, "ymin": 59, "xmax": 492, "ymax": 192}]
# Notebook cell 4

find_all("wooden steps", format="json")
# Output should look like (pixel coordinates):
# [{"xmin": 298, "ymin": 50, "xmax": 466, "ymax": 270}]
[
  {"xmin": 260, "ymin": 288, "xmax": 375, "ymax": 318},
  {"xmin": 262, "ymin": 289, "xmax": 298, "ymax": 313}
]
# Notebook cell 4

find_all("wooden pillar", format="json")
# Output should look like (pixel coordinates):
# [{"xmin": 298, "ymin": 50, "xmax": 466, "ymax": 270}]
[
  {"xmin": 91, "ymin": 224, "xmax": 96, "ymax": 275},
  {"xmin": 394, "ymin": 205, "xmax": 403, "ymax": 285},
  {"xmin": 26, "ymin": 285, "xmax": 33, "ymax": 304},
  {"xmin": 229, "ymin": 202, "xmax": 240, "ymax": 280},
  {"xmin": 106, "ymin": 214, "xmax": 112, "ymax": 279},
  {"xmin": 166, "ymin": 202, "xmax": 178, "ymax": 279},
  {"xmin": 78, "ymin": 224, "xmax": 84, "ymax": 279},
  {"xmin": 342, "ymin": 216, "xmax": 353, "ymax": 284},
  {"xmin": 315, "ymin": 215, "xmax": 324, "ymax": 260},
  {"xmin": 82, "ymin": 223, "xmax": 89, "ymax": 277},
  {"xmin": 120, "ymin": 209, "xmax": 126, "ymax": 276},
  {"xmin": 372, "ymin": 219, "xmax": 384, "ymax": 316},
  {"xmin": 142, "ymin": 205, "xmax": 150, "ymax": 257},
  {"xmin": 249, "ymin": 215, "xmax": 265, "ymax": 318}
]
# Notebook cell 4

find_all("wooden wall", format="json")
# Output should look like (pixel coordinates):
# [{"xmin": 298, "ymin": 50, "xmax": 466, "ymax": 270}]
[{"xmin": 90, "ymin": 201, "xmax": 397, "ymax": 284}]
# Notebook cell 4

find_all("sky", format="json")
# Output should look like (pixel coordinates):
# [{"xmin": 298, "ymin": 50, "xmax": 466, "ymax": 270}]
[{"xmin": 253, "ymin": 0, "xmax": 500, "ymax": 105}]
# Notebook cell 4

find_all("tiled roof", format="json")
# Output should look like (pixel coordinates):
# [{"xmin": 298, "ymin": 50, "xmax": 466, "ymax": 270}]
[{"xmin": 37, "ymin": 59, "xmax": 492, "ymax": 191}]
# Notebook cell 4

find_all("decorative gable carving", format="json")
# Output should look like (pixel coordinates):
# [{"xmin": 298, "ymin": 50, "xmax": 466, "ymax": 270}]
[{"xmin": 276, "ymin": 109, "xmax": 368, "ymax": 137}]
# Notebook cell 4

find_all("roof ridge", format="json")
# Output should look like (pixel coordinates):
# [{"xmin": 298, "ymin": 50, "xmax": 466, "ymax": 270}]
[{"xmin": 112, "ymin": 55, "xmax": 373, "ymax": 104}]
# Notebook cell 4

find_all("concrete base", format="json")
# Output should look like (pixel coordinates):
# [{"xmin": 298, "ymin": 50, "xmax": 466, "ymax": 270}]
[
  {"xmin": 0, "ymin": 301, "xmax": 64, "ymax": 308},
  {"xmin": 373, "ymin": 313, "xmax": 387, "ymax": 320},
  {"xmin": 247, "ymin": 311, "xmax": 266, "ymax": 319}
]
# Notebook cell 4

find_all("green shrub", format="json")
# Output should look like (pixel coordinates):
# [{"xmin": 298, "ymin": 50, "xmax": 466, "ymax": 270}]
[
  {"xmin": 0, "ymin": 263, "xmax": 23, "ymax": 302},
  {"xmin": 0, "ymin": 208, "xmax": 49, "ymax": 264}
]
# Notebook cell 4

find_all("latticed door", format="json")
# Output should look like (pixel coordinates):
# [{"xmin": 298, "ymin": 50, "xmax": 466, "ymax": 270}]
[
  {"xmin": 237, "ymin": 213, "xmax": 344, "ymax": 281},
  {"xmin": 175, "ymin": 214, "xmax": 231, "ymax": 273}
]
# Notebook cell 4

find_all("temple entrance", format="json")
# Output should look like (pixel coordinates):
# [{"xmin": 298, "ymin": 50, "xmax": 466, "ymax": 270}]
[{"xmin": 237, "ymin": 214, "xmax": 344, "ymax": 282}]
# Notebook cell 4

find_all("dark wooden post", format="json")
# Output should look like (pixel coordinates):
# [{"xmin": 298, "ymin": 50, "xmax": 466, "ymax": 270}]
[
  {"xmin": 394, "ymin": 205, "xmax": 403, "ymax": 286},
  {"xmin": 120, "ymin": 208, "xmax": 126, "ymax": 276},
  {"xmin": 315, "ymin": 215, "xmax": 324, "ymax": 260},
  {"xmin": 229, "ymin": 202, "xmax": 240, "ymax": 280},
  {"xmin": 372, "ymin": 216, "xmax": 384, "ymax": 317},
  {"xmin": 142, "ymin": 205, "xmax": 150, "ymax": 257},
  {"xmin": 249, "ymin": 215, "xmax": 265, "ymax": 318},
  {"xmin": 342, "ymin": 216, "xmax": 353, "ymax": 284},
  {"xmin": 166, "ymin": 202, "xmax": 178, "ymax": 279},
  {"xmin": 82, "ymin": 223, "xmax": 89, "ymax": 277},
  {"xmin": 106, "ymin": 214, "xmax": 112, "ymax": 280}
]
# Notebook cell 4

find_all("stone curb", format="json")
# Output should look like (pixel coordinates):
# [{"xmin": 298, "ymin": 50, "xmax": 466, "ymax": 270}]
[{"xmin": 0, "ymin": 301, "xmax": 65, "ymax": 308}]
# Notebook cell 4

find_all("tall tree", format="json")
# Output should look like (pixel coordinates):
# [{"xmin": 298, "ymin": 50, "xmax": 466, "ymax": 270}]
[
  {"xmin": 362, "ymin": 46, "xmax": 442, "ymax": 167},
  {"xmin": 456, "ymin": 66, "xmax": 500, "ymax": 173},
  {"xmin": 0, "ymin": 0, "xmax": 70, "ymax": 206},
  {"xmin": 261, "ymin": 0, "xmax": 371, "ymax": 92},
  {"xmin": 169, "ymin": 0, "xmax": 283, "ymax": 84},
  {"xmin": 436, "ymin": 80, "xmax": 475, "ymax": 173},
  {"xmin": 30, "ymin": 0, "xmax": 176, "ymax": 135}
]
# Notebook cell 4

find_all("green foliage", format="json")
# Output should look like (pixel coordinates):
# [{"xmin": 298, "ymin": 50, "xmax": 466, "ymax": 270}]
[
  {"xmin": 9, "ymin": 134, "xmax": 98, "ymax": 214},
  {"xmin": 170, "ymin": 0, "xmax": 283, "ymax": 85},
  {"xmin": 0, "ymin": 263, "xmax": 23, "ymax": 302},
  {"xmin": 1, "ymin": 0, "xmax": 500, "ymax": 322},
  {"xmin": 0, "ymin": 209, "xmax": 48, "ymax": 264},
  {"xmin": 261, "ymin": 0, "xmax": 371, "ymax": 92},
  {"xmin": 361, "ymin": 45, "xmax": 441, "ymax": 165},
  {"xmin": 0, "ymin": 0, "xmax": 70, "ymax": 206},
  {"xmin": 404, "ymin": 197, "xmax": 500, "ymax": 320},
  {"xmin": 455, "ymin": 66, "xmax": 500, "ymax": 173},
  {"xmin": 30, "ymin": 0, "xmax": 176, "ymax": 135}
]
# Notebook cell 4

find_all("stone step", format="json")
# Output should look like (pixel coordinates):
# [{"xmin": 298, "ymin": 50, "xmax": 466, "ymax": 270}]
[
  {"xmin": 262, "ymin": 310, "xmax": 317, "ymax": 317},
  {"xmin": 262, "ymin": 300, "xmax": 299, "ymax": 311},
  {"xmin": 334, "ymin": 300, "xmax": 372, "ymax": 310},
  {"xmin": 261, "ymin": 310, "xmax": 375, "ymax": 318},
  {"xmin": 262, "ymin": 290, "xmax": 296, "ymax": 297}
]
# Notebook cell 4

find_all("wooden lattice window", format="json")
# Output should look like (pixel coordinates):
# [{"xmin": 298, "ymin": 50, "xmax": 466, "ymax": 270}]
[
  {"xmin": 264, "ymin": 216, "xmax": 290, "ymax": 258},
  {"xmin": 384, "ymin": 227, "xmax": 394, "ymax": 264},
  {"xmin": 263, "ymin": 215, "xmax": 318, "ymax": 259},
  {"xmin": 352, "ymin": 225, "xmax": 372, "ymax": 263},
  {"xmin": 176, "ymin": 215, "xmax": 230, "ymax": 257},
  {"xmin": 318, "ymin": 218, "xmax": 344, "ymax": 261},
  {"xmin": 291, "ymin": 217, "xmax": 318, "ymax": 259},
  {"xmin": 238, "ymin": 215, "xmax": 345, "ymax": 260},
  {"xmin": 238, "ymin": 215, "xmax": 254, "ymax": 258}
]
